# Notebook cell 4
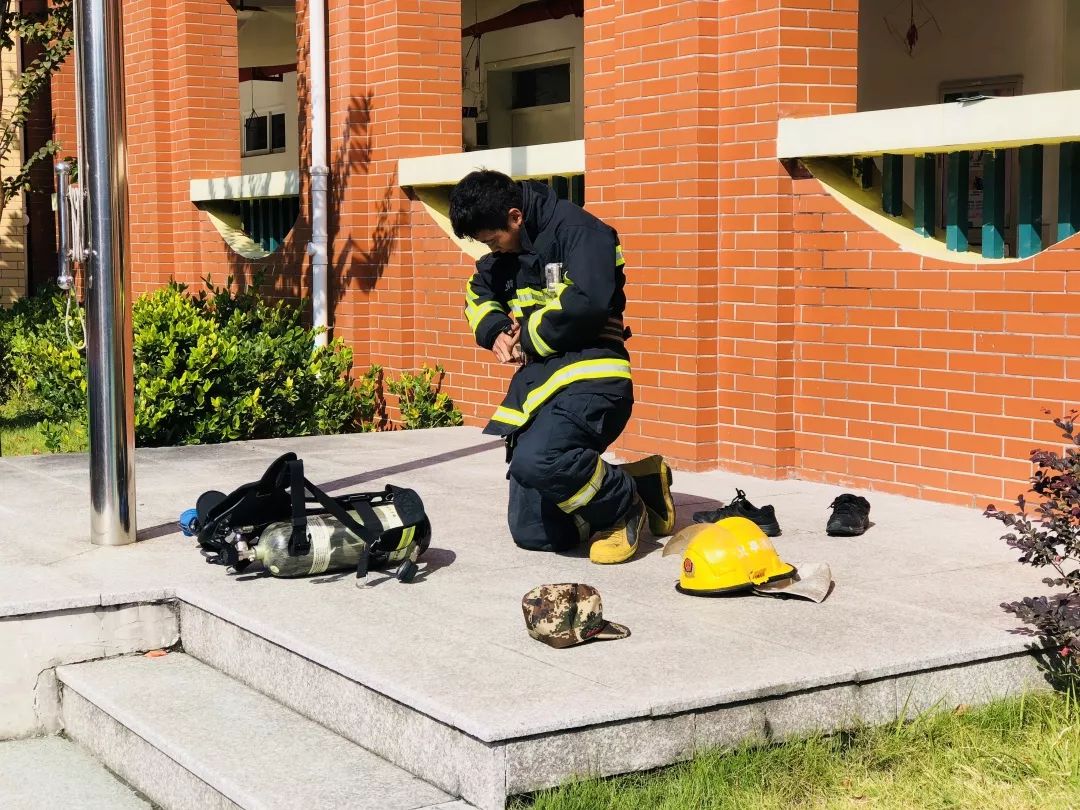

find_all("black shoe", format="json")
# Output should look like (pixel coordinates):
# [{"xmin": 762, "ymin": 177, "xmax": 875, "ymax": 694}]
[
  {"xmin": 692, "ymin": 489, "xmax": 781, "ymax": 537},
  {"xmin": 827, "ymin": 493, "xmax": 870, "ymax": 536}
]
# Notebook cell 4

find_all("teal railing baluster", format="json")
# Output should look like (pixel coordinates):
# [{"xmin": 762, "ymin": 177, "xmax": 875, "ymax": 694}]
[
  {"xmin": 263, "ymin": 199, "xmax": 274, "ymax": 252},
  {"xmin": 280, "ymin": 197, "xmax": 289, "ymax": 250},
  {"xmin": 261, "ymin": 199, "xmax": 271, "ymax": 251},
  {"xmin": 946, "ymin": 151, "xmax": 969, "ymax": 252},
  {"xmin": 1058, "ymin": 141, "xmax": 1080, "ymax": 243},
  {"xmin": 981, "ymin": 150, "xmax": 1006, "ymax": 259},
  {"xmin": 268, "ymin": 199, "xmax": 280, "ymax": 253},
  {"xmin": 552, "ymin": 175, "xmax": 569, "ymax": 201},
  {"xmin": 858, "ymin": 157, "xmax": 874, "ymax": 190},
  {"xmin": 1018, "ymin": 144, "xmax": 1043, "ymax": 258},
  {"xmin": 251, "ymin": 200, "xmax": 262, "ymax": 249},
  {"xmin": 236, "ymin": 196, "xmax": 302, "ymax": 253},
  {"xmin": 914, "ymin": 155, "xmax": 935, "ymax": 237},
  {"xmin": 882, "ymin": 154, "xmax": 902, "ymax": 216},
  {"xmin": 571, "ymin": 174, "xmax": 585, "ymax": 207}
]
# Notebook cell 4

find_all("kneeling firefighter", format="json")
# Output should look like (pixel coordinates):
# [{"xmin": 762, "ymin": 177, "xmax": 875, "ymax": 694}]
[{"xmin": 449, "ymin": 170, "xmax": 675, "ymax": 564}]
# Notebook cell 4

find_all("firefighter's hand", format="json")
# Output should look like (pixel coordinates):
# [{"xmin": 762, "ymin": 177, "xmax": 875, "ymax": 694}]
[{"xmin": 493, "ymin": 324, "xmax": 521, "ymax": 364}]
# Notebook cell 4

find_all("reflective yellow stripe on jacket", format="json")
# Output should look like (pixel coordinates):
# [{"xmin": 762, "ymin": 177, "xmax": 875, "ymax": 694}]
[
  {"xmin": 508, "ymin": 287, "xmax": 545, "ymax": 318},
  {"xmin": 491, "ymin": 358, "xmax": 633, "ymax": 428},
  {"xmin": 526, "ymin": 281, "xmax": 570, "ymax": 358},
  {"xmin": 465, "ymin": 278, "xmax": 506, "ymax": 336}
]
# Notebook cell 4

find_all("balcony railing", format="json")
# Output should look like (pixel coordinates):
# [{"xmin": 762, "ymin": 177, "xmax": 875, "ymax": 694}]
[
  {"xmin": 190, "ymin": 170, "xmax": 300, "ymax": 258},
  {"xmin": 778, "ymin": 90, "xmax": 1080, "ymax": 261},
  {"xmin": 399, "ymin": 141, "xmax": 585, "ymax": 258}
]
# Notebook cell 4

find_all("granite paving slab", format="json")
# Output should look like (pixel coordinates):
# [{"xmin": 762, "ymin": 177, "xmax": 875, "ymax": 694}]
[
  {"xmin": 0, "ymin": 427, "xmax": 1060, "ymax": 807},
  {"xmin": 58, "ymin": 653, "xmax": 453, "ymax": 809},
  {"xmin": 0, "ymin": 736, "xmax": 150, "ymax": 809}
]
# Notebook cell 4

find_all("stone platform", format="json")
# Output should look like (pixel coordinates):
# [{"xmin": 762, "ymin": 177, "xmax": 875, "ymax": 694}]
[{"xmin": 0, "ymin": 428, "xmax": 1055, "ymax": 808}]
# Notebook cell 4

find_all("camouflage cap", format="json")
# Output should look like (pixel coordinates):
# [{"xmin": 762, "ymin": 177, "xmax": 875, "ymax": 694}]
[{"xmin": 521, "ymin": 583, "xmax": 630, "ymax": 649}]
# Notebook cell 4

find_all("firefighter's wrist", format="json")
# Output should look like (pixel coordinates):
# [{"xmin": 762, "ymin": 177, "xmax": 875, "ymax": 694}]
[{"xmin": 478, "ymin": 318, "xmax": 513, "ymax": 350}]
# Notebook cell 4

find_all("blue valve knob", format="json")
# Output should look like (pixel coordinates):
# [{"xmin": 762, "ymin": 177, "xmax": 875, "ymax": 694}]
[{"xmin": 179, "ymin": 508, "xmax": 199, "ymax": 537}]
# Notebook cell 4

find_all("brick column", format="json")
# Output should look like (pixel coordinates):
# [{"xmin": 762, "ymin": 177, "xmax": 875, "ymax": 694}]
[
  {"xmin": 713, "ymin": 0, "xmax": 857, "ymax": 477},
  {"xmin": 123, "ymin": 0, "xmax": 181, "ymax": 293},
  {"xmin": 157, "ymin": 0, "xmax": 242, "ymax": 290},
  {"xmin": 327, "ymin": 0, "xmax": 460, "ymax": 373},
  {"xmin": 584, "ymin": 0, "xmax": 721, "ymax": 468},
  {"xmin": 51, "ymin": 0, "xmax": 246, "ymax": 295},
  {"xmin": 20, "ymin": 0, "xmax": 59, "ymax": 294},
  {"xmin": 585, "ymin": 0, "xmax": 856, "ymax": 474}
]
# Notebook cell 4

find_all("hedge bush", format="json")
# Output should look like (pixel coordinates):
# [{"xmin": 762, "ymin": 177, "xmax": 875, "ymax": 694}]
[
  {"xmin": 386, "ymin": 364, "xmax": 464, "ymax": 430},
  {"xmin": 5, "ymin": 280, "xmax": 387, "ymax": 446},
  {"xmin": 6, "ymin": 289, "xmax": 85, "ymax": 421},
  {"xmin": 132, "ymin": 280, "xmax": 379, "ymax": 445}
]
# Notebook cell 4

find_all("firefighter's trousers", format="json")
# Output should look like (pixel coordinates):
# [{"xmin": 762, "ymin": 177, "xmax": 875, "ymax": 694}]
[{"xmin": 506, "ymin": 389, "xmax": 635, "ymax": 552}]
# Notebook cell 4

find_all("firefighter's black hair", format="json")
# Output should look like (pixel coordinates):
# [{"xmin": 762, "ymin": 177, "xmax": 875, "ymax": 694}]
[{"xmin": 449, "ymin": 169, "xmax": 524, "ymax": 239}]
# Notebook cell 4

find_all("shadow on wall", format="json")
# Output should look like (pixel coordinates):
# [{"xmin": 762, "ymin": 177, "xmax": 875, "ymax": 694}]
[
  {"xmin": 347, "ymin": 179, "xmax": 399, "ymax": 294},
  {"xmin": 328, "ymin": 91, "xmax": 401, "ymax": 299},
  {"xmin": 216, "ymin": 91, "xmax": 400, "ymax": 314}
]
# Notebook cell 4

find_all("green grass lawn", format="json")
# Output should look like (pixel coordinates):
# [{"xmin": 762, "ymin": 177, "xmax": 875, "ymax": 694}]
[
  {"xmin": 0, "ymin": 394, "xmax": 86, "ymax": 456},
  {"xmin": 516, "ymin": 689, "xmax": 1080, "ymax": 810}
]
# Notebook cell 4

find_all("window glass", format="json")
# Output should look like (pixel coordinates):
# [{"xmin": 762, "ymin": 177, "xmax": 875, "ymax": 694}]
[
  {"xmin": 512, "ymin": 64, "xmax": 570, "ymax": 109},
  {"xmin": 244, "ymin": 115, "xmax": 268, "ymax": 154},
  {"xmin": 271, "ymin": 112, "xmax": 286, "ymax": 152}
]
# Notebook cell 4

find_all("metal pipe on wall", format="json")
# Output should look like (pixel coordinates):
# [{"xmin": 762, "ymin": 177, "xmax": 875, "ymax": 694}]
[
  {"xmin": 307, "ymin": 0, "xmax": 329, "ymax": 348},
  {"xmin": 74, "ymin": 0, "xmax": 137, "ymax": 545},
  {"xmin": 55, "ymin": 162, "xmax": 73, "ymax": 290}
]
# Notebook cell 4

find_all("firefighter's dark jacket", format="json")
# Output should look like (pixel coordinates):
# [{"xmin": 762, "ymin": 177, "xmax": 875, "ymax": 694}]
[{"xmin": 465, "ymin": 180, "xmax": 633, "ymax": 437}]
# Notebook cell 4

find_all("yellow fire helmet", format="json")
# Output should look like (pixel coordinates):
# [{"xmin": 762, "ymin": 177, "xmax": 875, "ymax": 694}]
[{"xmin": 663, "ymin": 516, "xmax": 795, "ymax": 596}]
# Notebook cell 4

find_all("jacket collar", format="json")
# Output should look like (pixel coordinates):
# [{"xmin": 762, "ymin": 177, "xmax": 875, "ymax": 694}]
[{"xmin": 518, "ymin": 180, "xmax": 558, "ymax": 253}]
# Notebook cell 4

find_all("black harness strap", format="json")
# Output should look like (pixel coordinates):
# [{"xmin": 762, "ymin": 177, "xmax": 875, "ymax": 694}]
[
  {"xmin": 299, "ymin": 476, "xmax": 381, "ymax": 580},
  {"xmin": 286, "ymin": 459, "xmax": 310, "ymax": 556}
]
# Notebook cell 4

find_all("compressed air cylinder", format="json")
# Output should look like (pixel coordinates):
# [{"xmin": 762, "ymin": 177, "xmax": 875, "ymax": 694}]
[{"xmin": 252, "ymin": 515, "xmax": 366, "ymax": 577}]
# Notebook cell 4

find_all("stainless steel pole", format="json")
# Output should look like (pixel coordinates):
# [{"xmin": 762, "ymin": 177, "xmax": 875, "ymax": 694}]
[{"xmin": 75, "ymin": 0, "xmax": 136, "ymax": 545}]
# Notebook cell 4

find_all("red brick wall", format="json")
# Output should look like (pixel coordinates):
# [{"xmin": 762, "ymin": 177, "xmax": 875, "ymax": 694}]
[
  {"xmin": 327, "ymin": 0, "xmax": 462, "ymax": 380},
  {"xmin": 409, "ymin": 209, "xmax": 517, "ymax": 424},
  {"xmin": 51, "ymin": 0, "xmax": 308, "ymax": 302},
  {"xmin": 20, "ymin": 0, "xmax": 60, "ymax": 293},
  {"xmin": 42, "ymin": 0, "xmax": 1074, "ymax": 507},
  {"xmin": 576, "ymin": 0, "xmax": 860, "ymax": 473},
  {"xmin": 792, "ymin": 187, "xmax": 1080, "ymax": 506},
  {"xmin": 582, "ymin": 0, "xmax": 721, "ymax": 465},
  {"xmin": 710, "ymin": 0, "xmax": 857, "ymax": 477}
]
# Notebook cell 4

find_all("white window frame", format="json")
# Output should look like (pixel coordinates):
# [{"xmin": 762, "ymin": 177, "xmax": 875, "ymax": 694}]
[{"xmin": 242, "ymin": 107, "xmax": 288, "ymax": 157}]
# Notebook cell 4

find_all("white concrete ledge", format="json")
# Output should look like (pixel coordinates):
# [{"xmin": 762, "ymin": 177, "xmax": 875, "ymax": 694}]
[
  {"xmin": 778, "ymin": 89, "xmax": 1080, "ymax": 158},
  {"xmin": 189, "ymin": 169, "xmax": 299, "ymax": 201},
  {"xmin": 399, "ymin": 140, "xmax": 585, "ymax": 187}
]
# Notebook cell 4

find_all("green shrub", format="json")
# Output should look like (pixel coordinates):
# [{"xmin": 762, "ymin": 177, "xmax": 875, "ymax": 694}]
[
  {"xmin": 3, "ymin": 281, "xmax": 463, "ymax": 448},
  {"xmin": 39, "ymin": 418, "xmax": 88, "ymax": 454},
  {"xmin": 986, "ymin": 409, "xmax": 1080, "ymax": 670},
  {"xmin": 0, "ymin": 309, "xmax": 13, "ymax": 396},
  {"xmin": 6, "ymin": 287, "xmax": 85, "ymax": 420},
  {"xmin": 386, "ymin": 364, "xmax": 464, "ymax": 430},
  {"xmin": 133, "ymin": 279, "xmax": 377, "ymax": 445}
]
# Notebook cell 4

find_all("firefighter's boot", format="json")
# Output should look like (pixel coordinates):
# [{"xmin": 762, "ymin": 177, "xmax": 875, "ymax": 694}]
[
  {"xmin": 589, "ymin": 495, "xmax": 647, "ymax": 565},
  {"xmin": 620, "ymin": 454, "xmax": 675, "ymax": 537}
]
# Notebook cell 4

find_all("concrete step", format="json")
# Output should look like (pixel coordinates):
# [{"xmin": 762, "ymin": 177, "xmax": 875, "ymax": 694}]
[
  {"xmin": 0, "ymin": 736, "xmax": 150, "ymax": 809},
  {"xmin": 57, "ymin": 653, "xmax": 463, "ymax": 810},
  {"xmin": 179, "ymin": 601, "xmax": 508, "ymax": 810}
]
